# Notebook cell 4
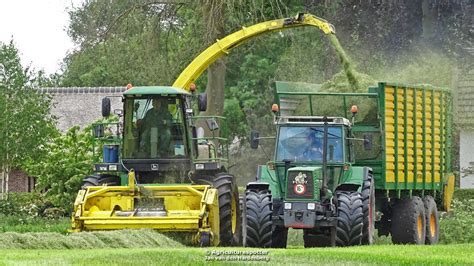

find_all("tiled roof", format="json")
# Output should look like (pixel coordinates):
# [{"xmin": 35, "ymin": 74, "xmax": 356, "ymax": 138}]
[{"xmin": 38, "ymin": 87, "xmax": 125, "ymax": 132}]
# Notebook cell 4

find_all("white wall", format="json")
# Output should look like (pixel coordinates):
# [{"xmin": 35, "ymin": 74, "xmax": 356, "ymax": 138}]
[{"xmin": 460, "ymin": 130, "xmax": 474, "ymax": 188}]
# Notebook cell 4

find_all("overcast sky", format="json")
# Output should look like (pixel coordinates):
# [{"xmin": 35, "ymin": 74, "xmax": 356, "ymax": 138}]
[{"xmin": 0, "ymin": 0, "xmax": 83, "ymax": 74}]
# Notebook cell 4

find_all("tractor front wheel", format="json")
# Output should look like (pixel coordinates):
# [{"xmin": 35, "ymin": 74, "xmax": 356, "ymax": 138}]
[
  {"xmin": 243, "ymin": 189, "xmax": 273, "ymax": 248},
  {"xmin": 335, "ymin": 191, "xmax": 364, "ymax": 246},
  {"xmin": 82, "ymin": 174, "xmax": 120, "ymax": 188}
]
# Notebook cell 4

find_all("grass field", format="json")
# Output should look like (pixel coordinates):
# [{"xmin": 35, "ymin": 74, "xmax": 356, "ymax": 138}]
[{"xmin": 0, "ymin": 244, "xmax": 472, "ymax": 265}]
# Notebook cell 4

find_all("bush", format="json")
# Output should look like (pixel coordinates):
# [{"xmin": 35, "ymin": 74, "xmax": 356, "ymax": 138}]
[{"xmin": 439, "ymin": 190, "xmax": 474, "ymax": 244}]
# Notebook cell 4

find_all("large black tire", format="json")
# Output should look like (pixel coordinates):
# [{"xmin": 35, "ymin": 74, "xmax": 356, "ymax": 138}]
[
  {"xmin": 82, "ymin": 174, "xmax": 120, "ymax": 188},
  {"xmin": 194, "ymin": 173, "xmax": 241, "ymax": 246},
  {"xmin": 361, "ymin": 174, "xmax": 375, "ymax": 245},
  {"xmin": 303, "ymin": 230, "xmax": 332, "ymax": 247},
  {"xmin": 423, "ymin": 196, "xmax": 439, "ymax": 245},
  {"xmin": 335, "ymin": 191, "xmax": 364, "ymax": 246},
  {"xmin": 391, "ymin": 196, "xmax": 426, "ymax": 244},
  {"xmin": 271, "ymin": 226, "xmax": 288, "ymax": 248},
  {"xmin": 243, "ymin": 190, "xmax": 272, "ymax": 248}
]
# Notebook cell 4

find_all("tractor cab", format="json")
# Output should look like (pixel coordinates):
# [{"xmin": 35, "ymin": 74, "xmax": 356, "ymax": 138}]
[{"xmin": 274, "ymin": 116, "xmax": 352, "ymax": 201}]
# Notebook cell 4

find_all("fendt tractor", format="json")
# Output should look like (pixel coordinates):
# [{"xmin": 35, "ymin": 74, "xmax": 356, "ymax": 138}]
[
  {"xmin": 70, "ymin": 13, "xmax": 337, "ymax": 246},
  {"xmin": 243, "ymin": 82, "xmax": 455, "ymax": 247}
]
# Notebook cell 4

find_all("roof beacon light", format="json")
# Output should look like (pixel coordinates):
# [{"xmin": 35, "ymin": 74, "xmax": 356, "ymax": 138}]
[
  {"xmin": 189, "ymin": 83, "xmax": 197, "ymax": 92},
  {"xmin": 351, "ymin": 105, "xmax": 358, "ymax": 114},
  {"xmin": 272, "ymin": 103, "xmax": 279, "ymax": 113},
  {"xmin": 126, "ymin": 83, "xmax": 133, "ymax": 90}
]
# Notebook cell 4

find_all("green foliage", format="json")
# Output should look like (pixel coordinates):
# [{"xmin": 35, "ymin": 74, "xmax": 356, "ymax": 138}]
[
  {"xmin": 0, "ymin": 40, "xmax": 56, "ymax": 173},
  {"xmin": 0, "ymin": 215, "xmax": 69, "ymax": 234},
  {"xmin": 439, "ymin": 189, "xmax": 474, "ymax": 244},
  {"xmin": 22, "ymin": 125, "xmax": 100, "ymax": 212},
  {"xmin": 222, "ymin": 99, "xmax": 248, "ymax": 138}
]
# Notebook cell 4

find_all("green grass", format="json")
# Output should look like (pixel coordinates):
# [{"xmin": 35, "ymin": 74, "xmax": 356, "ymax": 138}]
[
  {"xmin": 0, "ymin": 244, "xmax": 472, "ymax": 265},
  {"xmin": 0, "ymin": 215, "xmax": 69, "ymax": 233}
]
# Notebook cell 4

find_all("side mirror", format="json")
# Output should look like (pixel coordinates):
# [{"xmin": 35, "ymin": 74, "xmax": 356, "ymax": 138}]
[
  {"xmin": 93, "ymin": 124, "xmax": 104, "ymax": 138},
  {"xmin": 206, "ymin": 118, "xmax": 219, "ymax": 131},
  {"xmin": 363, "ymin": 134, "xmax": 373, "ymax": 150},
  {"xmin": 134, "ymin": 102, "xmax": 140, "ymax": 112},
  {"xmin": 102, "ymin": 97, "xmax": 111, "ymax": 117},
  {"xmin": 250, "ymin": 130, "xmax": 259, "ymax": 149},
  {"xmin": 198, "ymin": 93, "xmax": 207, "ymax": 112}
]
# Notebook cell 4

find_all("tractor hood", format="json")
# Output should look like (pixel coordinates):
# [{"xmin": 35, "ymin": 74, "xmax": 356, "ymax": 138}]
[
  {"xmin": 123, "ymin": 86, "xmax": 191, "ymax": 96},
  {"xmin": 285, "ymin": 166, "xmax": 322, "ymax": 201}
]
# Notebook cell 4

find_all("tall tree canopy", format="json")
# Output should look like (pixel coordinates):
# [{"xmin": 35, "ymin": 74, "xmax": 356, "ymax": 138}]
[{"xmin": 0, "ymin": 41, "xmax": 57, "ymax": 197}]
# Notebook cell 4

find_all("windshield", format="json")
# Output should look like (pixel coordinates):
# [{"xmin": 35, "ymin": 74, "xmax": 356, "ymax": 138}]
[
  {"xmin": 276, "ymin": 126, "xmax": 344, "ymax": 163},
  {"xmin": 123, "ymin": 96, "xmax": 187, "ymax": 159}
]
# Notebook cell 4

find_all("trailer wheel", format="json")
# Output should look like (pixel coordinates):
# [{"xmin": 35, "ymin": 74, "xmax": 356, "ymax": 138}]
[
  {"xmin": 361, "ymin": 175, "xmax": 375, "ymax": 245},
  {"xmin": 391, "ymin": 196, "xmax": 426, "ymax": 244},
  {"xmin": 423, "ymin": 196, "xmax": 439, "ymax": 245},
  {"xmin": 195, "ymin": 173, "xmax": 241, "ymax": 246},
  {"xmin": 271, "ymin": 226, "xmax": 288, "ymax": 248},
  {"xmin": 303, "ymin": 230, "xmax": 331, "ymax": 247},
  {"xmin": 82, "ymin": 174, "xmax": 119, "ymax": 188},
  {"xmin": 335, "ymin": 191, "xmax": 363, "ymax": 246},
  {"xmin": 243, "ymin": 190, "xmax": 272, "ymax": 248}
]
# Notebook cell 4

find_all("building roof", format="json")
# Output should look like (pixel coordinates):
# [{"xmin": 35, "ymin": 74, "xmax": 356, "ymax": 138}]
[{"xmin": 38, "ymin": 87, "xmax": 125, "ymax": 132}]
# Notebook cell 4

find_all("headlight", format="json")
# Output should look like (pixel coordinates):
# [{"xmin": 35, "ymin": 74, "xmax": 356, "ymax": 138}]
[
  {"xmin": 195, "ymin": 164, "xmax": 205, "ymax": 170},
  {"xmin": 284, "ymin": 202, "xmax": 292, "ymax": 210},
  {"xmin": 307, "ymin": 202, "xmax": 316, "ymax": 210},
  {"xmin": 109, "ymin": 165, "xmax": 117, "ymax": 171}
]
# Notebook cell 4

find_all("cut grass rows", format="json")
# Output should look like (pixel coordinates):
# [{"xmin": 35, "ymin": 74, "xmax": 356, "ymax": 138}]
[{"xmin": 0, "ymin": 229, "xmax": 182, "ymax": 249}]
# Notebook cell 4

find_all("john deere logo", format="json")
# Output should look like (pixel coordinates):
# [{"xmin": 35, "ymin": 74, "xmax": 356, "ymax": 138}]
[{"xmin": 293, "ymin": 172, "xmax": 308, "ymax": 195}]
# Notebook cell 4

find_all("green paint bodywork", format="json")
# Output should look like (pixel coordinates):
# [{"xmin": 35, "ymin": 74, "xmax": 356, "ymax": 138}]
[{"xmin": 285, "ymin": 166, "xmax": 322, "ymax": 202}]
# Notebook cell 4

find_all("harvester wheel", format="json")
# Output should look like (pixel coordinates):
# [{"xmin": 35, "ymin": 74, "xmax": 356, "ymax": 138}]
[
  {"xmin": 423, "ymin": 196, "xmax": 439, "ymax": 245},
  {"xmin": 303, "ymin": 230, "xmax": 331, "ymax": 247},
  {"xmin": 361, "ymin": 174, "xmax": 375, "ymax": 245},
  {"xmin": 271, "ymin": 226, "xmax": 288, "ymax": 248},
  {"xmin": 335, "ymin": 191, "xmax": 363, "ymax": 246},
  {"xmin": 391, "ymin": 196, "xmax": 426, "ymax": 244},
  {"xmin": 243, "ymin": 190, "xmax": 272, "ymax": 248},
  {"xmin": 82, "ymin": 174, "xmax": 119, "ymax": 188},
  {"xmin": 194, "ymin": 173, "xmax": 241, "ymax": 246}
]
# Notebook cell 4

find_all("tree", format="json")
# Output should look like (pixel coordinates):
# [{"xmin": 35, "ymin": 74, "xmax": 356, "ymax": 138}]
[{"xmin": 0, "ymin": 41, "xmax": 57, "ymax": 198}]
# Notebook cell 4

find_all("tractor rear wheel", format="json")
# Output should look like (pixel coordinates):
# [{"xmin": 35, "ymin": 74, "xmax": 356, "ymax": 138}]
[
  {"xmin": 335, "ymin": 191, "xmax": 363, "ymax": 246},
  {"xmin": 271, "ymin": 226, "xmax": 288, "ymax": 248},
  {"xmin": 303, "ymin": 230, "xmax": 332, "ymax": 247},
  {"xmin": 423, "ymin": 196, "xmax": 439, "ymax": 245},
  {"xmin": 82, "ymin": 174, "xmax": 120, "ymax": 187},
  {"xmin": 194, "ymin": 173, "xmax": 241, "ymax": 246},
  {"xmin": 243, "ymin": 189, "xmax": 272, "ymax": 248},
  {"xmin": 361, "ymin": 174, "xmax": 375, "ymax": 245},
  {"xmin": 391, "ymin": 196, "xmax": 426, "ymax": 244}
]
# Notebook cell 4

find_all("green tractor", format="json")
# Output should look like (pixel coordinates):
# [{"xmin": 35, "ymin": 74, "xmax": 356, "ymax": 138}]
[{"xmin": 243, "ymin": 82, "xmax": 454, "ymax": 248}]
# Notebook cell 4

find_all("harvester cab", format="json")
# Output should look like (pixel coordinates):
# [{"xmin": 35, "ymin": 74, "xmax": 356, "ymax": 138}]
[
  {"xmin": 243, "ymin": 83, "xmax": 380, "ymax": 248},
  {"xmin": 71, "ymin": 85, "xmax": 241, "ymax": 247}
]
